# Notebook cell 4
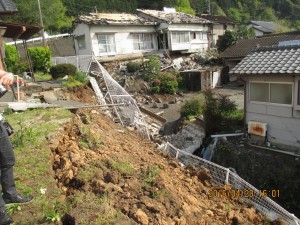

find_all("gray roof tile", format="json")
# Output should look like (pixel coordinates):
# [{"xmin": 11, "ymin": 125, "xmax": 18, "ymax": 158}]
[{"xmin": 230, "ymin": 45, "xmax": 300, "ymax": 75}]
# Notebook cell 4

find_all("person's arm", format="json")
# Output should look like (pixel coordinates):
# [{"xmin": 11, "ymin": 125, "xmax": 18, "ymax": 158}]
[{"xmin": 0, "ymin": 70, "xmax": 14, "ymax": 88}]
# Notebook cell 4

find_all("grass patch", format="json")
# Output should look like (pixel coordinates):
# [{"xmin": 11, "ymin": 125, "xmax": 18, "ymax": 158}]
[
  {"xmin": 3, "ymin": 108, "xmax": 73, "ymax": 223},
  {"xmin": 140, "ymin": 166, "xmax": 161, "ymax": 187},
  {"xmin": 110, "ymin": 160, "xmax": 134, "ymax": 176},
  {"xmin": 34, "ymin": 72, "xmax": 52, "ymax": 81}
]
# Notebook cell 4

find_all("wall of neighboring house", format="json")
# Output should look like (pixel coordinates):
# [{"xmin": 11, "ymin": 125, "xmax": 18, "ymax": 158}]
[
  {"xmin": 73, "ymin": 23, "xmax": 93, "ymax": 55},
  {"xmin": 212, "ymin": 24, "xmax": 234, "ymax": 47},
  {"xmin": 247, "ymin": 25, "xmax": 264, "ymax": 37},
  {"xmin": 157, "ymin": 23, "xmax": 209, "ymax": 53},
  {"xmin": 244, "ymin": 75, "xmax": 300, "ymax": 150},
  {"xmin": 87, "ymin": 25, "xmax": 157, "ymax": 57}
]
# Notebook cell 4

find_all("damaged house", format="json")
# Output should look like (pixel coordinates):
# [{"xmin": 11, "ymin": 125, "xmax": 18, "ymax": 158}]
[
  {"xmin": 230, "ymin": 44, "xmax": 300, "ymax": 151},
  {"xmin": 72, "ymin": 8, "xmax": 211, "ymax": 59}
]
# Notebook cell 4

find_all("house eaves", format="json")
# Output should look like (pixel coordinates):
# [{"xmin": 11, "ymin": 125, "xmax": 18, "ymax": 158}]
[
  {"xmin": 136, "ymin": 9, "xmax": 211, "ymax": 25},
  {"xmin": 230, "ymin": 45, "xmax": 300, "ymax": 75},
  {"xmin": 220, "ymin": 32, "xmax": 300, "ymax": 59},
  {"xmin": 74, "ymin": 13, "xmax": 156, "ymax": 26}
]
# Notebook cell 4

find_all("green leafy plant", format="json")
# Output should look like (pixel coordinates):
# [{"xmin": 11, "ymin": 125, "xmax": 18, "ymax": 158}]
[
  {"xmin": 127, "ymin": 61, "xmax": 141, "ymax": 72},
  {"xmin": 111, "ymin": 160, "xmax": 134, "ymax": 175},
  {"xmin": 50, "ymin": 63, "xmax": 77, "ymax": 80},
  {"xmin": 143, "ymin": 55, "xmax": 161, "ymax": 81},
  {"xmin": 180, "ymin": 97, "xmax": 202, "ymax": 118},
  {"xmin": 140, "ymin": 166, "xmax": 161, "ymax": 187},
  {"xmin": 44, "ymin": 201, "xmax": 62, "ymax": 223},
  {"xmin": 4, "ymin": 45, "xmax": 20, "ymax": 74},
  {"xmin": 28, "ymin": 47, "xmax": 52, "ymax": 73},
  {"xmin": 6, "ymin": 204, "xmax": 21, "ymax": 215}
]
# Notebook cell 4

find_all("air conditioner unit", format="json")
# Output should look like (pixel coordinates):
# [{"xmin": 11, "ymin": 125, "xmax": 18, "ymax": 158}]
[{"xmin": 248, "ymin": 121, "xmax": 267, "ymax": 137}]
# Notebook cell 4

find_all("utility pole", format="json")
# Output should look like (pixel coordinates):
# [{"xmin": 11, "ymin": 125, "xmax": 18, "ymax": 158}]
[
  {"xmin": 206, "ymin": 0, "xmax": 211, "ymax": 15},
  {"xmin": 94, "ymin": 6, "xmax": 98, "ymax": 13},
  {"xmin": 37, "ymin": 0, "xmax": 46, "ymax": 47}
]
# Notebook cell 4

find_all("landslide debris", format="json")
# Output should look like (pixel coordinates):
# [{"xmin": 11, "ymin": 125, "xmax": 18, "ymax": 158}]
[{"xmin": 50, "ymin": 107, "xmax": 277, "ymax": 225}]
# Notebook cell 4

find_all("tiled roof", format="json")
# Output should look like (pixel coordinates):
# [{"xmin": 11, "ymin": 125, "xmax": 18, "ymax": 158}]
[
  {"xmin": 74, "ymin": 13, "xmax": 155, "ymax": 26},
  {"xmin": 136, "ymin": 9, "xmax": 210, "ymax": 24},
  {"xmin": 0, "ymin": 0, "xmax": 17, "ymax": 14},
  {"xmin": 230, "ymin": 45, "xmax": 300, "ymax": 75},
  {"xmin": 220, "ymin": 32, "xmax": 300, "ymax": 59},
  {"xmin": 249, "ymin": 21, "xmax": 285, "ymax": 33},
  {"xmin": 197, "ymin": 14, "xmax": 235, "ymax": 25}
]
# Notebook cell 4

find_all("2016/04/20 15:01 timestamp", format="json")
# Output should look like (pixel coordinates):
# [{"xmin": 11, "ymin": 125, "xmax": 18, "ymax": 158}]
[{"xmin": 208, "ymin": 189, "xmax": 280, "ymax": 199}]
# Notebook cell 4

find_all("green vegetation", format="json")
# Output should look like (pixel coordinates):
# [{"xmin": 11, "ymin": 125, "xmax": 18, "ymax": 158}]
[
  {"xmin": 180, "ymin": 97, "xmax": 202, "ymax": 119},
  {"xmin": 50, "ymin": 63, "xmax": 77, "ymax": 79},
  {"xmin": 34, "ymin": 72, "xmax": 53, "ymax": 81},
  {"xmin": 140, "ymin": 166, "xmax": 161, "ymax": 188},
  {"xmin": 202, "ymin": 89, "xmax": 243, "ymax": 136},
  {"xmin": 4, "ymin": 109, "xmax": 73, "ymax": 223},
  {"xmin": 143, "ymin": 55, "xmax": 161, "ymax": 82},
  {"xmin": 4, "ymin": 45, "xmax": 29, "ymax": 74},
  {"xmin": 127, "ymin": 61, "xmax": 141, "ymax": 73},
  {"xmin": 110, "ymin": 160, "xmax": 134, "ymax": 176},
  {"xmin": 151, "ymin": 71, "xmax": 179, "ymax": 94},
  {"xmin": 28, "ymin": 47, "xmax": 52, "ymax": 73}
]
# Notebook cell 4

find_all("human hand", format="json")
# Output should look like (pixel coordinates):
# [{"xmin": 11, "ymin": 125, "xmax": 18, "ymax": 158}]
[{"xmin": 0, "ymin": 70, "xmax": 14, "ymax": 88}]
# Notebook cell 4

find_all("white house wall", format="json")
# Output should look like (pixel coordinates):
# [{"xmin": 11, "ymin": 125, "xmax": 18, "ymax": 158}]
[
  {"xmin": 244, "ymin": 75, "xmax": 300, "ymax": 150},
  {"xmin": 88, "ymin": 25, "xmax": 157, "ymax": 56},
  {"xmin": 167, "ymin": 24, "xmax": 209, "ymax": 52},
  {"xmin": 73, "ymin": 23, "xmax": 93, "ymax": 55}
]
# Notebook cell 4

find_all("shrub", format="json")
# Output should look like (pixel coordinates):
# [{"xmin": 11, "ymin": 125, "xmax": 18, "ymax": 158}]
[
  {"xmin": 127, "ymin": 61, "xmax": 141, "ymax": 72},
  {"xmin": 61, "ymin": 76, "xmax": 82, "ymax": 88},
  {"xmin": 180, "ymin": 98, "xmax": 202, "ymax": 118},
  {"xmin": 28, "ymin": 47, "xmax": 52, "ymax": 73},
  {"xmin": 152, "ymin": 71, "xmax": 179, "ymax": 94},
  {"xmin": 143, "ymin": 55, "xmax": 161, "ymax": 81},
  {"xmin": 202, "ymin": 89, "xmax": 242, "ymax": 135},
  {"xmin": 4, "ymin": 45, "xmax": 19, "ymax": 74},
  {"xmin": 50, "ymin": 64, "xmax": 77, "ymax": 79},
  {"xmin": 72, "ymin": 71, "xmax": 88, "ymax": 84},
  {"xmin": 151, "ymin": 86, "xmax": 160, "ymax": 93}
]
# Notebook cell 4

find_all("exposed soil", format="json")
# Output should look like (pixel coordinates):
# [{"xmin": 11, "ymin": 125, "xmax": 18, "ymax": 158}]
[{"xmin": 47, "ymin": 86, "xmax": 282, "ymax": 224}]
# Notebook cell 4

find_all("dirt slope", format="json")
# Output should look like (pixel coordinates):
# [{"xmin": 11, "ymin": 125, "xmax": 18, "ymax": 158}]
[{"xmin": 49, "ymin": 96, "xmax": 278, "ymax": 224}]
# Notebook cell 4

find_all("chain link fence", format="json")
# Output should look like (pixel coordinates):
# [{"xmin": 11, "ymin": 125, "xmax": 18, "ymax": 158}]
[
  {"xmin": 52, "ymin": 55, "xmax": 149, "ymax": 139},
  {"xmin": 164, "ymin": 142, "xmax": 300, "ymax": 225}
]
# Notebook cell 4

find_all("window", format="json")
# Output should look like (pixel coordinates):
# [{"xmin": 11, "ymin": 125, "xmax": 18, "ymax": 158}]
[
  {"xmin": 250, "ymin": 83, "xmax": 269, "ymax": 102},
  {"xmin": 270, "ymin": 83, "xmax": 292, "ymax": 104},
  {"xmin": 172, "ymin": 32, "xmax": 189, "ymax": 43},
  {"xmin": 190, "ymin": 32, "xmax": 203, "ymax": 40},
  {"xmin": 132, "ymin": 33, "xmax": 154, "ymax": 50},
  {"xmin": 250, "ymin": 82, "xmax": 293, "ymax": 105},
  {"xmin": 97, "ymin": 34, "xmax": 116, "ymax": 54},
  {"xmin": 76, "ymin": 35, "xmax": 86, "ymax": 50}
]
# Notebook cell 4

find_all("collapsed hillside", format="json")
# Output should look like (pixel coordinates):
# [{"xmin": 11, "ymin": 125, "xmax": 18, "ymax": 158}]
[{"xmin": 47, "ymin": 86, "xmax": 283, "ymax": 225}]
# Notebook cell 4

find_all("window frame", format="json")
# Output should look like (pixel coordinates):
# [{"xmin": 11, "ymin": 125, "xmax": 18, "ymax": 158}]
[
  {"xmin": 97, "ymin": 34, "xmax": 116, "ymax": 54},
  {"xmin": 249, "ymin": 81, "xmax": 294, "ymax": 107},
  {"xmin": 295, "ymin": 78, "xmax": 300, "ymax": 110},
  {"xmin": 132, "ymin": 33, "xmax": 154, "ymax": 51},
  {"xmin": 171, "ymin": 31, "xmax": 190, "ymax": 43}
]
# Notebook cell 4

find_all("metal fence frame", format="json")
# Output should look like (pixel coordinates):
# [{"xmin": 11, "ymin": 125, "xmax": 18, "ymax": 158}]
[
  {"xmin": 164, "ymin": 142, "xmax": 300, "ymax": 225},
  {"xmin": 52, "ymin": 55, "xmax": 149, "ymax": 139}
]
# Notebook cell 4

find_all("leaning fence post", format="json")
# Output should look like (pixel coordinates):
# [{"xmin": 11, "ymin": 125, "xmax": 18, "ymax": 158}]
[
  {"xmin": 176, "ymin": 151, "xmax": 179, "ymax": 159},
  {"xmin": 225, "ymin": 168, "xmax": 230, "ymax": 184}
]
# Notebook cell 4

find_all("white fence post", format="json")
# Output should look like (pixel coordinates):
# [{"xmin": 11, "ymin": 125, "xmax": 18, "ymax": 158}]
[{"xmin": 225, "ymin": 168, "xmax": 230, "ymax": 184}]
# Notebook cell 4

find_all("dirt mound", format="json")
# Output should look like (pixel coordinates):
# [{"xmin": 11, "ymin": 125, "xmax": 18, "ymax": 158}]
[{"xmin": 50, "ymin": 107, "xmax": 275, "ymax": 225}]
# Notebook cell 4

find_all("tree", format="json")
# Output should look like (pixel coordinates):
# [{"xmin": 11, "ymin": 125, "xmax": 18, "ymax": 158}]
[
  {"xmin": 218, "ymin": 30, "xmax": 238, "ymax": 52},
  {"xmin": 175, "ymin": 0, "xmax": 195, "ymax": 15},
  {"xmin": 12, "ymin": 0, "xmax": 70, "ymax": 33}
]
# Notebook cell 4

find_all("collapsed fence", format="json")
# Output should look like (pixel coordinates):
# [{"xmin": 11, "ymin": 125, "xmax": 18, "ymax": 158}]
[
  {"xmin": 52, "ymin": 55, "xmax": 149, "ymax": 139},
  {"xmin": 164, "ymin": 142, "xmax": 300, "ymax": 225}
]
